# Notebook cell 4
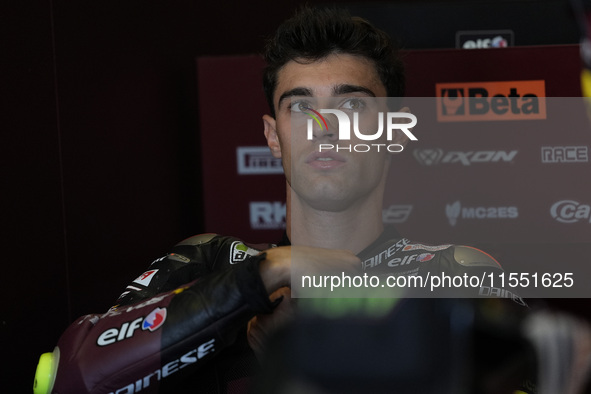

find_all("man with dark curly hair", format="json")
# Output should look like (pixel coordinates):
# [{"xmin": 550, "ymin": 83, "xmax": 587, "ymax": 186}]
[{"xmin": 35, "ymin": 7, "xmax": 529, "ymax": 394}]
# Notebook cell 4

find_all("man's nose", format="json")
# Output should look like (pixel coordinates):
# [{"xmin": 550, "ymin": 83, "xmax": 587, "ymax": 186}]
[
  {"xmin": 312, "ymin": 127, "xmax": 338, "ymax": 141},
  {"xmin": 312, "ymin": 114, "xmax": 340, "ymax": 141}
]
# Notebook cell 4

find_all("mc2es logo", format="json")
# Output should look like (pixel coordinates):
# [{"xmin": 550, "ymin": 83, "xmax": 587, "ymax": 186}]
[{"xmin": 436, "ymin": 80, "xmax": 546, "ymax": 122}]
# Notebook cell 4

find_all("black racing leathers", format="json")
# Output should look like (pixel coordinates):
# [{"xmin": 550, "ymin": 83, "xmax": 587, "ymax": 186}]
[
  {"xmin": 50, "ymin": 234, "xmax": 276, "ymax": 394},
  {"xmin": 47, "ymin": 227, "xmax": 527, "ymax": 393}
]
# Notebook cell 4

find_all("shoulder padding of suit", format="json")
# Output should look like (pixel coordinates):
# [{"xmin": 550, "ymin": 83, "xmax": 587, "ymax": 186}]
[
  {"xmin": 453, "ymin": 245, "xmax": 502, "ymax": 269},
  {"xmin": 175, "ymin": 233, "xmax": 218, "ymax": 246}
]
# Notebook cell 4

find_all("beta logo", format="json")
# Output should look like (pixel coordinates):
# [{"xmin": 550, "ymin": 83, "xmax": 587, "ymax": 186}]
[
  {"xmin": 436, "ymin": 80, "xmax": 546, "ymax": 122},
  {"xmin": 97, "ymin": 307, "xmax": 167, "ymax": 346}
]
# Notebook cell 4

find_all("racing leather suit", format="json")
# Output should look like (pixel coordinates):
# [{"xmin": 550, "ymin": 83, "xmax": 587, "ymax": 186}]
[{"xmin": 42, "ymin": 226, "xmax": 529, "ymax": 393}]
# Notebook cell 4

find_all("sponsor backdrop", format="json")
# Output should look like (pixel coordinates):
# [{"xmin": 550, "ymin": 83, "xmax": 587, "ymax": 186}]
[{"xmin": 197, "ymin": 45, "xmax": 591, "ymax": 287}]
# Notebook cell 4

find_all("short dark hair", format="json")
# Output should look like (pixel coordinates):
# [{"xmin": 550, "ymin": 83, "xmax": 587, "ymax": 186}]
[{"xmin": 263, "ymin": 7, "xmax": 405, "ymax": 117}]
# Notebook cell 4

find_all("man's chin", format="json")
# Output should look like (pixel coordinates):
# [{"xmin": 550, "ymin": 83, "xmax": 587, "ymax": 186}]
[{"xmin": 297, "ymin": 193, "xmax": 360, "ymax": 213}]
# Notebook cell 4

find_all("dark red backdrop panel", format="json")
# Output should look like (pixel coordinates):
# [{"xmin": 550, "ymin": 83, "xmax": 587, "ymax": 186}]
[{"xmin": 197, "ymin": 46, "xmax": 591, "ymax": 289}]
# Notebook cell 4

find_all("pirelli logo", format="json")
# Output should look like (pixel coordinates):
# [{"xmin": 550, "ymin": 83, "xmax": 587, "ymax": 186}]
[{"xmin": 436, "ymin": 80, "xmax": 546, "ymax": 122}]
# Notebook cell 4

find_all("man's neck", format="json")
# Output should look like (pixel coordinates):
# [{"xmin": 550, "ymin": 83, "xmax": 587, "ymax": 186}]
[{"xmin": 286, "ymin": 185, "xmax": 384, "ymax": 254}]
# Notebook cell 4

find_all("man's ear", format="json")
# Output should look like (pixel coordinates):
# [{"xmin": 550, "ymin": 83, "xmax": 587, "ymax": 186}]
[{"xmin": 263, "ymin": 114, "xmax": 282, "ymax": 159}]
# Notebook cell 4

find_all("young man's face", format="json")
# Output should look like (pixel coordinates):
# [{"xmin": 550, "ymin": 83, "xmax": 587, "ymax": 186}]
[{"xmin": 263, "ymin": 53, "xmax": 400, "ymax": 212}]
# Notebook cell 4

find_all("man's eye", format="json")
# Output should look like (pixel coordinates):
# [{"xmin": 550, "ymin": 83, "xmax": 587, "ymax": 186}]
[
  {"xmin": 342, "ymin": 98, "xmax": 365, "ymax": 110},
  {"xmin": 290, "ymin": 101, "xmax": 312, "ymax": 112}
]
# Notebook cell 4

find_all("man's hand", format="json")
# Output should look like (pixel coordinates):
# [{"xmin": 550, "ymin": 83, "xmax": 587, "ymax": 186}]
[
  {"xmin": 258, "ymin": 245, "xmax": 361, "ymax": 298},
  {"xmin": 249, "ymin": 246, "xmax": 361, "ymax": 357},
  {"xmin": 247, "ymin": 286, "xmax": 294, "ymax": 359}
]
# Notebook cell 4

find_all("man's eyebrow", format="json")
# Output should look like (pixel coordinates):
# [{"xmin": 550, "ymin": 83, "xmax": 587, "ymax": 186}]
[
  {"xmin": 333, "ymin": 84, "xmax": 377, "ymax": 97},
  {"xmin": 277, "ymin": 87, "xmax": 313, "ymax": 108},
  {"xmin": 277, "ymin": 84, "xmax": 377, "ymax": 108}
]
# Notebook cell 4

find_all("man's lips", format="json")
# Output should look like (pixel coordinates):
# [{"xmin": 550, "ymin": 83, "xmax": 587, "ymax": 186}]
[{"xmin": 305, "ymin": 151, "xmax": 346, "ymax": 169}]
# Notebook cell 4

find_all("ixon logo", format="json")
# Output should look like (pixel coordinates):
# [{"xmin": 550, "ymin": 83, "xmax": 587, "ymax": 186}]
[
  {"xmin": 436, "ymin": 80, "xmax": 546, "ymax": 122},
  {"xmin": 304, "ymin": 109, "xmax": 417, "ymax": 153},
  {"xmin": 413, "ymin": 148, "xmax": 518, "ymax": 166}
]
